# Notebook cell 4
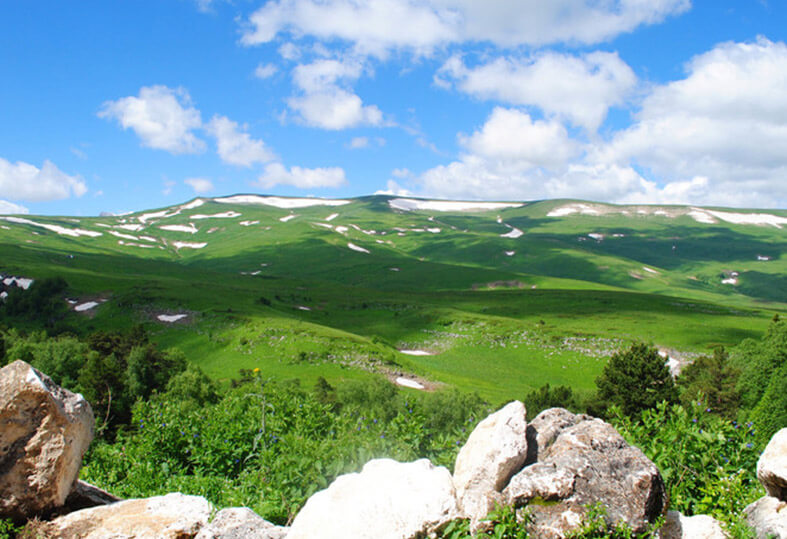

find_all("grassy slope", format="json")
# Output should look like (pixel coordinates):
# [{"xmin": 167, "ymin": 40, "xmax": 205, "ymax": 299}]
[{"xmin": 0, "ymin": 196, "xmax": 784, "ymax": 404}]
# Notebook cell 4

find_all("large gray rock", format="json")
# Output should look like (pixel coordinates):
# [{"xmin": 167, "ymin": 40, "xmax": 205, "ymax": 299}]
[
  {"xmin": 453, "ymin": 400, "xmax": 528, "ymax": 523},
  {"xmin": 758, "ymin": 428, "xmax": 787, "ymax": 501},
  {"xmin": 0, "ymin": 360, "xmax": 94, "ymax": 520},
  {"xmin": 44, "ymin": 493, "xmax": 213, "ymax": 539},
  {"xmin": 195, "ymin": 507, "xmax": 289, "ymax": 539},
  {"xmin": 745, "ymin": 496, "xmax": 787, "ymax": 539},
  {"xmin": 503, "ymin": 409, "xmax": 666, "ymax": 538},
  {"xmin": 661, "ymin": 511, "xmax": 726, "ymax": 539},
  {"xmin": 288, "ymin": 458, "xmax": 459, "ymax": 539}
]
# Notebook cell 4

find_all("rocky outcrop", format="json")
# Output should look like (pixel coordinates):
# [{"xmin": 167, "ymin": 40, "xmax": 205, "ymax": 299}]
[
  {"xmin": 195, "ymin": 507, "xmax": 288, "ymax": 539},
  {"xmin": 503, "ymin": 409, "xmax": 667, "ymax": 538},
  {"xmin": 661, "ymin": 511, "xmax": 727, "ymax": 539},
  {"xmin": 744, "ymin": 496, "xmax": 787, "ymax": 539},
  {"xmin": 453, "ymin": 400, "xmax": 528, "ymax": 523},
  {"xmin": 758, "ymin": 428, "xmax": 787, "ymax": 501},
  {"xmin": 0, "ymin": 360, "xmax": 94, "ymax": 520},
  {"xmin": 287, "ymin": 458, "xmax": 459, "ymax": 539},
  {"xmin": 44, "ymin": 493, "xmax": 213, "ymax": 539}
]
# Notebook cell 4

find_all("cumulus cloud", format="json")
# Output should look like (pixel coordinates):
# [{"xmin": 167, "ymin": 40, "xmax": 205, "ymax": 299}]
[
  {"xmin": 255, "ymin": 162, "xmax": 347, "ymax": 188},
  {"xmin": 605, "ymin": 37, "xmax": 787, "ymax": 207},
  {"xmin": 288, "ymin": 58, "xmax": 384, "ymax": 129},
  {"xmin": 254, "ymin": 63, "xmax": 278, "ymax": 79},
  {"xmin": 205, "ymin": 115, "xmax": 275, "ymax": 167},
  {"xmin": 0, "ymin": 200, "xmax": 29, "ymax": 214},
  {"xmin": 184, "ymin": 178, "xmax": 214, "ymax": 194},
  {"xmin": 437, "ymin": 51, "xmax": 637, "ymax": 131},
  {"xmin": 98, "ymin": 85, "xmax": 205, "ymax": 154},
  {"xmin": 241, "ymin": 0, "xmax": 690, "ymax": 54},
  {"xmin": 0, "ymin": 158, "xmax": 87, "ymax": 202}
]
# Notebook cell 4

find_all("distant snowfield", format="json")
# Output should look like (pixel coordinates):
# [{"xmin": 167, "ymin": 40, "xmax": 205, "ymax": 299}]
[
  {"xmin": 109, "ymin": 230, "xmax": 140, "ymax": 241},
  {"xmin": 548, "ymin": 203, "xmax": 787, "ymax": 228},
  {"xmin": 191, "ymin": 211, "xmax": 241, "ymax": 219},
  {"xmin": 347, "ymin": 242, "xmax": 370, "ymax": 254},
  {"xmin": 389, "ymin": 198, "xmax": 522, "ymax": 212},
  {"xmin": 1, "ymin": 217, "xmax": 102, "ymax": 238},
  {"xmin": 213, "ymin": 195, "xmax": 350, "ymax": 208},
  {"xmin": 180, "ymin": 199, "xmax": 205, "ymax": 210},
  {"xmin": 395, "ymin": 377, "xmax": 425, "ymax": 390},
  {"xmin": 160, "ymin": 224, "xmax": 198, "ymax": 234},
  {"xmin": 115, "ymin": 224, "xmax": 145, "ymax": 232}
]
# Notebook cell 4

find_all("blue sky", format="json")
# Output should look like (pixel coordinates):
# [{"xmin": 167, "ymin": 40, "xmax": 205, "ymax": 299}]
[{"xmin": 1, "ymin": 0, "xmax": 787, "ymax": 216}]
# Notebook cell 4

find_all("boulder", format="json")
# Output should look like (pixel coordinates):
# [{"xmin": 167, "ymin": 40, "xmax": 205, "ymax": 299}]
[
  {"xmin": 0, "ymin": 360, "xmax": 94, "ymax": 520},
  {"xmin": 661, "ymin": 511, "xmax": 726, "ymax": 539},
  {"xmin": 453, "ymin": 400, "xmax": 528, "ymax": 522},
  {"xmin": 503, "ymin": 409, "xmax": 666, "ymax": 538},
  {"xmin": 44, "ymin": 493, "xmax": 213, "ymax": 539},
  {"xmin": 758, "ymin": 428, "xmax": 787, "ymax": 501},
  {"xmin": 287, "ymin": 458, "xmax": 459, "ymax": 539},
  {"xmin": 745, "ymin": 496, "xmax": 787, "ymax": 539},
  {"xmin": 195, "ymin": 507, "xmax": 289, "ymax": 539}
]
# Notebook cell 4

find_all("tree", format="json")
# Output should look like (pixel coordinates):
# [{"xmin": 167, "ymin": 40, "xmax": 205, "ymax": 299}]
[
  {"xmin": 677, "ymin": 347, "xmax": 740, "ymax": 418},
  {"xmin": 525, "ymin": 383, "xmax": 578, "ymax": 417},
  {"xmin": 596, "ymin": 342, "xmax": 678, "ymax": 417}
]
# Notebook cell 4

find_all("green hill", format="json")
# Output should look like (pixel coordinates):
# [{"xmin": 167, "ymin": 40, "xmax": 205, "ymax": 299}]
[{"xmin": 1, "ymin": 194, "xmax": 784, "ymax": 404}]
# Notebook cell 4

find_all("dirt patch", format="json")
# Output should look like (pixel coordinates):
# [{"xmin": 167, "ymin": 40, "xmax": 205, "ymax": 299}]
[{"xmin": 472, "ymin": 280, "xmax": 527, "ymax": 290}]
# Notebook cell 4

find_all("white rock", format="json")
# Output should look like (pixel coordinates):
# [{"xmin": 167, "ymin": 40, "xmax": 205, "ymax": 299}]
[
  {"xmin": 759, "ymin": 428, "xmax": 787, "ymax": 501},
  {"xmin": 0, "ymin": 361, "xmax": 94, "ymax": 519},
  {"xmin": 288, "ymin": 458, "xmax": 459, "ymax": 539},
  {"xmin": 47, "ymin": 493, "xmax": 213, "ymax": 539},
  {"xmin": 195, "ymin": 507, "xmax": 288, "ymax": 539},
  {"xmin": 745, "ymin": 496, "xmax": 787, "ymax": 539},
  {"xmin": 662, "ymin": 511, "xmax": 726, "ymax": 539},
  {"xmin": 453, "ymin": 400, "xmax": 528, "ymax": 523}
]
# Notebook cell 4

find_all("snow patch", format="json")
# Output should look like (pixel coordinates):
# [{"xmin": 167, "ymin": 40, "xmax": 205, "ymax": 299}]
[
  {"xmin": 547, "ymin": 204, "xmax": 601, "ymax": 217},
  {"xmin": 395, "ymin": 377, "xmax": 425, "ymax": 390},
  {"xmin": 687, "ymin": 210, "xmax": 716, "ymax": 224},
  {"xmin": 501, "ymin": 225, "xmax": 523, "ymax": 238},
  {"xmin": 642, "ymin": 267, "xmax": 659, "ymax": 274},
  {"xmin": 115, "ymin": 224, "xmax": 145, "ymax": 231},
  {"xmin": 722, "ymin": 277, "xmax": 738, "ymax": 285},
  {"xmin": 214, "ymin": 195, "xmax": 350, "ymax": 208},
  {"xmin": 505, "ymin": 251, "xmax": 515, "ymax": 256},
  {"xmin": 173, "ymin": 241, "xmax": 207, "ymax": 249},
  {"xmin": 296, "ymin": 306, "xmax": 312, "ymax": 311},
  {"xmin": 3, "ymin": 277, "xmax": 34, "ymax": 289},
  {"xmin": 159, "ymin": 223, "xmax": 198, "ymax": 234},
  {"xmin": 588, "ymin": 233, "xmax": 604, "ymax": 241},
  {"xmin": 190, "ymin": 211, "xmax": 241, "ymax": 219},
  {"xmin": 704, "ymin": 208, "xmax": 787, "ymax": 228},
  {"xmin": 389, "ymin": 198, "xmax": 522, "ymax": 212},
  {"xmin": 347, "ymin": 242, "xmax": 370, "ymax": 254},
  {"xmin": 325, "ymin": 213, "xmax": 339, "ymax": 221},
  {"xmin": 239, "ymin": 220, "xmax": 259, "ymax": 226},
  {"xmin": 757, "ymin": 255, "xmax": 772, "ymax": 261},
  {"xmin": 335, "ymin": 225, "xmax": 349, "ymax": 234},
  {"xmin": 313, "ymin": 222, "xmax": 333, "ymax": 229},
  {"xmin": 157, "ymin": 314, "xmax": 188, "ymax": 323},
  {"xmin": 109, "ymin": 230, "xmax": 140, "ymax": 241},
  {"xmin": 1, "ymin": 217, "xmax": 102, "ymax": 238},
  {"xmin": 180, "ymin": 199, "xmax": 205, "ymax": 210},
  {"xmin": 279, "ymin": 214, "xmax": 297, "ymax": 223},
  {"xmin": 74, "ymin": 301, "xmax": 100, "ymax": 312},
  {"xmin": 399, "ymin": 349, "xmax": 434, "ymax": 356},
  {"xmin": 137, "ymin": 209, "xmax": 180, "ymax": 223}
]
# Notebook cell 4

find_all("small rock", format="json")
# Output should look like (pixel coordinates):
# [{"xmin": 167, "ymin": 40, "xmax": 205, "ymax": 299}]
[
  {"xmin": 44, "ymin": 493, "xmax": 213, "ymax": 539},
  {"xmin": 453, "ymin": 400, "xmax": 528, "ymax": 523},
  {"xmin": 195, "ymin": 507, "xmax": 288, "ymax": 539},
  {"xmin": 288, "ymin": 458, "xmax": 459, "ymax": 539},
  {"xmin": 661, "ymin": 511, "xmax": 726, "ymax": 539},
  {"xmin": 745, "ymin": 496, "xmax": 787, "ymax": 539},
  {"xmin": 0, "ymin": 361, "xmax": 94, "ymax": 520},
  {"xmin": 503, "ymin": 410, "xmax": 666, "ymax": 538},
  {"xmin": 758, "ymin": 428, "xmax": 787, "ymax": 501}
]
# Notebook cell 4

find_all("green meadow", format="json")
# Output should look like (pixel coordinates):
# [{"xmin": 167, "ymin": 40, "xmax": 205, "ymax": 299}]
[{"xmin": 1, "ymin": 195, "xmax": 784, "ymax": 405}]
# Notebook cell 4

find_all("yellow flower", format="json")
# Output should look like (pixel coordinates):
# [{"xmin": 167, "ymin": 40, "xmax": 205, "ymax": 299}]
[{"xmin": 253, "ymin": 367, "xmax": 260, "ymax": 373}]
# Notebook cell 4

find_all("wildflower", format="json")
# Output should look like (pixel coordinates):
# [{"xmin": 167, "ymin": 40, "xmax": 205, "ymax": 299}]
[
  {"xmin": 746, "ymin": 443, "xmax": 753, "ymax": 449},
  {"xmin": 706, "ymin": 408, "xmax": 712, "ymax": 412},
  {"xmin": 692, "ymin": 418, "xmax": 697, "ymax": 423}
]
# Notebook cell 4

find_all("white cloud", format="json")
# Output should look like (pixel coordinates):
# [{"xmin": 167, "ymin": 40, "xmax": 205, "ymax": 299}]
[
  {"xmin": 163, "ymin": 180, "xmax": 176, "ymax": 196},
  {"xmin": 241, "ymin": 0, "xmax": 690, "ymax": 54},
  {"xmin": 255, "ymin": 162, "xmax": 347, "ymax": 188},
  {"xmin": 99, "ymin": 85, "xmax": 205, "ymax": 154},
  {"xmin": 254, "ymin": 63, "xmax": 278, "ymax": 79},
  {"xmin": 459, "ymin": 108, "xmax": 579, "ymax": 168},
  {"xmin": 349, "ymin": 136, "xmax": 370, "ymax": 149},
  {"xmin": 605, "ymin": 37, "xmax": 787, "ymax": 207},
  {"xmin": 184, "ymin": 178, "xmax": 214, "ymax": 194},
  {"xmin": 0, "ymin": 200, "xmax": 29, "ymax": 214},
  {"xmin": 437, "ymin": 51, "xmax": 637, "ymax": 131},
  {"xmin": 0, "ymin": 158, "xmax": 87, "ymax": 201},
  {"xmin": 279, "ymin": 42, "xmax": 302, "ymax": 61},
  {"xmin": 375, "ymin": 179, "xmax": 414, "ymax": 196},
  {"xmin": 206, "ymin": 115, "xmax": 275, "ymax": 167},
  {"xmin": 288, "ymin": 58, "xmax": 385, "ymax": 129}
]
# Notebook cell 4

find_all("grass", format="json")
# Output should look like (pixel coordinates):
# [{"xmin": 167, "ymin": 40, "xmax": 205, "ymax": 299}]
[{"xmin": 1, "ymin": 195, "xmax": 784, "ymax": 404}]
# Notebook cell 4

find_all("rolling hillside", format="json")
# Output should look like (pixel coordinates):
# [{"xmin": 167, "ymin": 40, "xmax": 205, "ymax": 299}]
[{"xmin": 1, "ymin": 194, "xmax": 784, "ymax": 404}]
